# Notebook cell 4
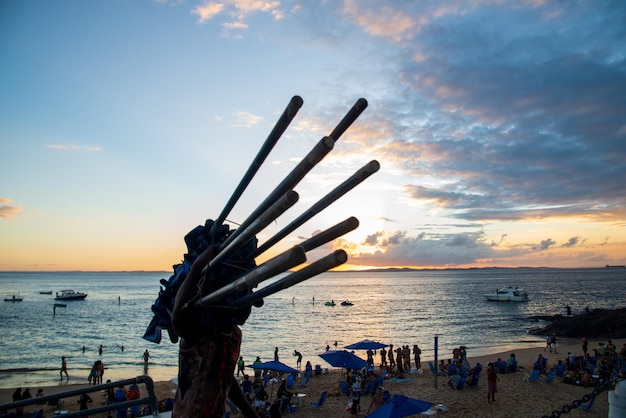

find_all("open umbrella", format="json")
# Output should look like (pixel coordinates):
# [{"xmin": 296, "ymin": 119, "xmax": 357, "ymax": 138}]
[
  {"xmin": 248, "ymin": 360, "xmax": 299, "ymax": 374},
  {"xmin": 319, "ymin": 350, "xmax": 368, "ymax": 370},
  {"xmin": 344, "ymin": 339, "xmax": 388, "ymax": 350},
  {"xmin": 366, "ymin": 394, "xmax": 434, "ymax": 418},
  {"xmin": 247, "ymin": 361, "xmax": 298, "ymax": 402}
]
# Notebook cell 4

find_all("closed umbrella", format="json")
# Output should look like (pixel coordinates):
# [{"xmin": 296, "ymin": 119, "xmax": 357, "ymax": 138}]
[
  {"xmin": 344, "ymin": 339, "xmax": 388, "ymax": 350},
  {"xmin": 366, "ymin": 394, "xmax": 434, "ymax": 418},
  {"xmin": 319, "ymin": 350, "xmax": 368, "ymax": 370}
]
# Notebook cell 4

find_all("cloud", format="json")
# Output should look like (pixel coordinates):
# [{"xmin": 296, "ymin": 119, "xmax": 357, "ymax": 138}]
[
  {"xmin": 0, "ymin": 198, "xmax": 22, "ymax": 219},
  {"xmin": 192, "ymin": 2, "xmax": 224, "ymax": 23},
  {"xmin": 192, "ymin": 0, "xmax": 283, "ymax": 26},
  {"xmin": 533, "ymin": 238, "xmax": 556, "ymax": 251},
  {"xmin": 232, "ymin": 111, "xmax": 263, "ymax": 128},
  {"xmin": 562, "ymin": 236, "xmax": 587, "ymax": 248},
  {"xmin": 347, "ymin": 229, "xmax": 499, "ymax": 267}
]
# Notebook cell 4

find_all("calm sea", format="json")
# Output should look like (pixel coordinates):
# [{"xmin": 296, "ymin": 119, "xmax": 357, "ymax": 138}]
[{"xmin": 1, "ymin": 268, "xmax": 625, "ymax": 389}]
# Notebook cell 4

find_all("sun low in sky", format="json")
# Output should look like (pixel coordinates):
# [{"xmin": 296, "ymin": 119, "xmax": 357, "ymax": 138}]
[{"xmin": 1, "ymin": 0, "xmax": 625, "ymax": 271}]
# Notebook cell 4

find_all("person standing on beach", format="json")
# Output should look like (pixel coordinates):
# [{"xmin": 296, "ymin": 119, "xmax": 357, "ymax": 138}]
[
  {"xmin": 60, "ymin": 356, "xmax": 69, "ymax": 380},
  {"xmin": 171, "ymin": 245, "xmax": 259, "ymax": 418},
  {"xmin": 237, "ymin": 356, "xmax": 245, "ymax": 377},
  {"xmin": 487, "ymin": 363, "xmax": 497, "ymax": 404},
  {"xmin": 413, "ymin": 344, "xmax": 422, "ymax": 369},
  {"xmin": 380, "ymin": 347, "xmax": 387, "ymax": 367},
  {"xmin": 143, "ymin": 349, "xmax": 150, "ymax": 371},
  {"xmin": 293, "ymin": 350, "xmax": 302, "ymax": 369}
]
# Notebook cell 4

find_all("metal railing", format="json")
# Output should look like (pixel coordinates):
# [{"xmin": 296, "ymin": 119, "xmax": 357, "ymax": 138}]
[{"xmin": 0, "ymin": 375, "xmax": 161, "ymax": 417}]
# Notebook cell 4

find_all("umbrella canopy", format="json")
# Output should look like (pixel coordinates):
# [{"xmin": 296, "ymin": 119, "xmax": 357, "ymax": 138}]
[
  {"xmin": 319, "ymin": 350, "xmax": 368, "ymax": 370},
  {"xmin": 248, "ymin": 360, "xmax": 299, "ymax": 374},
  {"xmin": 344, "ymin": 339, "xmax": 388, "ymax": 350},
  {"xmin": 366, "ymin": 394, "xmax": 434, "ymax": 418}
]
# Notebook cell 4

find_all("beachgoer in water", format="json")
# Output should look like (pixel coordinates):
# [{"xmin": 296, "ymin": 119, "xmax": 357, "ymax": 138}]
[
  {"xmin": 99, "ymin": 345, "xmax": 103, "ymax": 356},
  {"xmin": 274, "ymin": 347, "xmax": 279, "ymax": 362},
  {"xmin": 171, "ymin": 245, "xmax": 259, "ymax": 418},
  {"xmin": 60, "ymin": 356, "xmax": 69, "ymax": 380}
]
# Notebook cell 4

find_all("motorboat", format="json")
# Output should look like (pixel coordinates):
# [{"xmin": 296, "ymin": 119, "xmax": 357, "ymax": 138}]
[
  {"xmin": 4, "ymin": 295, "xmax": 23, "ymax": 302},
  {"xmin": 324, "ymin": 301, "xmax": 336, "ymax": 306},
  {"xmin": 341, "ymin": 301, "xmax": 354, "ymax": 306},
  {"xmin": 39, "ymin": 290, "xmax": 53, "ymax": 295},
  {"xmin": 54, "ymin": 290, "xmax": 88, "ymax": 301},
  {"xmin": 484, "ymin": 286, "xmax": 528, "ymax": 302}
]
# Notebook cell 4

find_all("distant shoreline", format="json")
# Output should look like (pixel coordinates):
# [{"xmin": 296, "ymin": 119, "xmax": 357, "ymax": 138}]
[{"xmin": 1, "ymin": 266, "xmax": 622, "ymax": 273}]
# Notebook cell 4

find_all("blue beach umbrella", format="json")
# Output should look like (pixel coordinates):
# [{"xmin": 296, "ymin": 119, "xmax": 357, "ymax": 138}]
[
  {"xmin": 248, "ymin": 360, "xmax": 299, "ymax": 374},
  {"xmin": 366, "ymin": 394, "xmax": 434, "ymax": 418},
  {"xmin": 319, "ymin": 350, "xmax": 368, "ymax": 370},
  {"xmin": 344, "ymin": 339, "xmax": 388, "ymax": 350}
]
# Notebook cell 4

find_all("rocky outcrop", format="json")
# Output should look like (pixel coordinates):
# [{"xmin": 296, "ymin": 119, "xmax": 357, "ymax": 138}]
[{"xmin": 529, "ymin": 308, "xmax": 626, "ymax": 338}]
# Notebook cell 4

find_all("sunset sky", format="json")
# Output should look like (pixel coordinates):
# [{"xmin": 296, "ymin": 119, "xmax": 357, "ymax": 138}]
[{"xmin": 1, "ymin": 0, "xmax": 625, "ymax": 271}]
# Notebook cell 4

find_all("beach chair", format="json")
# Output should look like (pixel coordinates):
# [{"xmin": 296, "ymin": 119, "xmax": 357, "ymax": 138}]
[
  {"xmin": 555, "ymin": 364, "xmax": 565, "ymax": 380},
  {"xmin": 299, "ymin": 371, "xmax": 311, "ymax": 386},
  {"xmin": 362, "ymin": 381, "xmax": 374, "ymax": 396},
  {"xmin": 524, "ymin": 369, "xmax": 541, "ymax": 382},
  {"xmin": 543, "ymin": 369, "xmax": 556, "ymax": 383},
  {"xmin": 498, "ymin": 361, "xmax": 507, "ymax": 374},
  {"xmin": 447, "ymin": 364, "xmax": 457, "ymax": 376},
  {"xmin": 467, "ymin": 373, "xmax": 480, "ymax": 388},
  {"xmin": 287, "ymin": 374, "xmax": 295, "ymax": 388},
  {"xmin": 429, "ymin": 362, "xmax": 446, "ymax": 376},
  {"xmin": 339, "ymin": 380, "xmax": 350, "ymax": 396},
  {"xmin": 452, "ymin": 376, "xmax": 466, "ymax": 390},
  {"xmin": 311, "ymin": 391, "xmax": 327, "ymax": 408}
]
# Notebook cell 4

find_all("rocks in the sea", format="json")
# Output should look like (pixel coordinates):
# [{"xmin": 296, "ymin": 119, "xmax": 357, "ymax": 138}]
[{"xmin": 528, "ymin": 308, "xmax": 626, "ymax": 338}]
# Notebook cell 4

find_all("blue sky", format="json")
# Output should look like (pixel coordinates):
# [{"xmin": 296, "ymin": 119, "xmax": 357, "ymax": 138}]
[{"xmin": 1, "ymin": 0, "xmax": 625, "ymax": 271}]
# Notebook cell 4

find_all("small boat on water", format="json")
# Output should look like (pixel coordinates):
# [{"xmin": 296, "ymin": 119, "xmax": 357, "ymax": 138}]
[
  {"xmin": 4, "ymin": 295, "xmax": 23, "ymax": 302},
  {"xmin": 341, "ymin": 300, "xmax": 354, "ymax": 306},
  {"xmin": 325, "ymin": 300, "xmax": 336, "ymax": 306},
  {"xmin": 484, "ymin": 286, "xmax": 528, "ymax": 302},
  {"xmin": 39, "ymin": 291, "xmax": 53, "ymax": 295},
  {"xmin": 54, "ymin": 290, "xmax": 88, "ymax": 301}
]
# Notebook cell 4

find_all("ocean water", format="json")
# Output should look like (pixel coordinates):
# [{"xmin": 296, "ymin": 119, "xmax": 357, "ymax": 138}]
[{"xmin": 1, "ymin": 268, "xmax": 625, "ymax": 390}]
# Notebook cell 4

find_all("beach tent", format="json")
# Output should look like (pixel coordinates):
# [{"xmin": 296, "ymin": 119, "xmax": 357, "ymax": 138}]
[
  {"xmin": 366, "ymin": 394, "xmax": 434, "ymax": 418},
  {"xmin": 344, "ymin": 339, "xmax": 388, "ymax": 350},
  {"xmin": 319, "ymin": 350, "xmax": 368, "ymax": 370}
]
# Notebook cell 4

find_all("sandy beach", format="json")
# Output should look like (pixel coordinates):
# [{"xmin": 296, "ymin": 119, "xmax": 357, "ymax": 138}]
[{"xmin": 1, "ymin": 338, "xmax": 622, "ymax": 418}]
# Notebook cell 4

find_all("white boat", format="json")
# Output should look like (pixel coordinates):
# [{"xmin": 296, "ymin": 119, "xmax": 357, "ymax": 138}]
[
  {"xmin": 54, "ymin": 290, "xmax": 88, "ymax": 300},
  {"xmin": 484, "ymin": 286, "xmax": 528, "ymax": 302}
]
